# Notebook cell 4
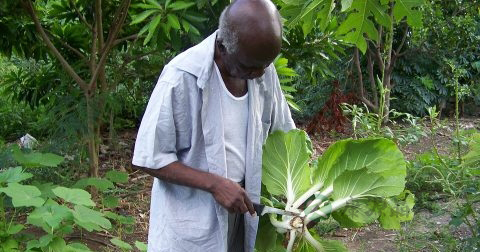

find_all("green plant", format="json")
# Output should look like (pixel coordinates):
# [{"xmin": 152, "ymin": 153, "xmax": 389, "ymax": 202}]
[
  {"xmin": 0, "ymin": 147, "xmax": 146, "ymax": 251},
  {"xmin": 341, "ymin": 103, "xmax": 426, "ymax": 145},
  {"xmin": 255, "ymin": 129, "xmax": 414, "ymax": 251}
]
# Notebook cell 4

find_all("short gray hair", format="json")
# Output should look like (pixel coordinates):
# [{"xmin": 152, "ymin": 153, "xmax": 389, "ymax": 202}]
[{"xmin": 218, "ymin": 7, "xmax": 239, "ymax": 54}]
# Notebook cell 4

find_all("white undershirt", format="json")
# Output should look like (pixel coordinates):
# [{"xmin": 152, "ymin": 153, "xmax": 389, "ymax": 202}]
[{"xmin": 214, "ymin": 63, "xmax": 248, "ymax": 183}]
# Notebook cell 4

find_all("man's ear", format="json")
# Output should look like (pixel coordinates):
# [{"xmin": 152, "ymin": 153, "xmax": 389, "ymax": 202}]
[{"xmin": 216, "ymin": 39, "xmax": 227, "ymax": 54}]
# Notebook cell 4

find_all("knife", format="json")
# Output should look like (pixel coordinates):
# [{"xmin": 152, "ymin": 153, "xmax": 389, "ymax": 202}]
[{"xmin": 253, "ymin": 203, "xmax": 298, "ymax": 216}]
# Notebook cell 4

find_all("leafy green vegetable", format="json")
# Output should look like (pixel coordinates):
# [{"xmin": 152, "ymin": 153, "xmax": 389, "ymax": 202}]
[{"xmin": 257, "ymin": 129, "xmax": 413, "ymax": 251}]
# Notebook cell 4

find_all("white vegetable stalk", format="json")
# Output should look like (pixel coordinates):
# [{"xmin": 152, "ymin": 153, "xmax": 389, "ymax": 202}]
[
  {"xmin": 303, "ymin": 185, "xmax": 333, "ymax": 215},
  {"xmin": 291, "ymin": 182, "xmax": 324, "ymax": 209},
  {"xmin": 305, "ymin": 197, "xmax": 352, "ymax": 225},
  {"xmin": 286, "ymin": 230, "xmax": 297, "ymax": 251},
  {"xmin": 303, "ymin": 227, "xmax": 323, "ymax": 251}
]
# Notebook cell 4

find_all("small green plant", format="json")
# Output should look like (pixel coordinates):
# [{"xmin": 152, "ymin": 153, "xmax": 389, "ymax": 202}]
[
  {"xmin": 0, "ymin": 147, "xmax": 147, "ymax": 251},
  {"xmin": 341, "ymin": 103, "xmax": 426, "ymax": 145}
]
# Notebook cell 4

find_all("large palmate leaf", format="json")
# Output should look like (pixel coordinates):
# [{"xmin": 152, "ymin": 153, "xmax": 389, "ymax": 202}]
[
  {"xmin": 393, "ymin": 0, "xmax": 423, "ymax": 27},
  {"xmin": 336, "ymin": 0, "xmax": 390, "ymax": 53},
  {"xmin": 262, "ymin": 130, "xmax": 312, "ymax": 205}
]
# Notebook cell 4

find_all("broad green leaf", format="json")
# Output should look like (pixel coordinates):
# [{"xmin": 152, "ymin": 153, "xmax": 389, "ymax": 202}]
[
  {"xmin": 255, "ymin": 215, "xmax": 279, "ymax": 251},
  {"xmin": 332, "ymin": 199, "xmax": 380, "ymax": 227},
  {"xmin": 12, "ymin": 147, "xmax": 64, "ymax": 167},
  {"xmin": 314, "ymin": 138, "xmax": 406, "ymax": 187},
  {"xmin": 135, "ymin": 241, "xmax": 148, "ymax": 252},
  {"xmin": 296, "ymin": 233, "xmax": 347, "ymax": 252},
  {"xmin": 336, "ymin": 0, "xmax": 391, "ymax": 53},
  {"xmin": 33, "ymin": 182, "xmax": 57, "ymax": 199},
  {"xmin": 144, "ymin": 15, "xmax": 162, "ymax": 45},
  {"xmin": 1, "ymin": 238, "xmax": 19, "ymax": 251},
  {"xmin": 0, "ymin": 183, "xmax": 45, "ymax": 207},
  {"xmin": 72, "ymin": 205, "xmax": 111, "ymax": 231},
  {"xmin": 110, "ymin": 238, "xmax": 132, "ymax": 250},
  {"xmin": 377, "ymin": 190, "xmax": 415, "ymax": 229},
  {"xmin": 6, "ymin": 224, "xmax": 24, "ymax": 235},
  {"xmin": 0, "ymin": 167, "xmax": 32, "ymax": 184},
  {"xmin": 262, "ymin": 130, "xmax": 312, "ymax": 204},
  {"xmin": 73, "ymin": 178, "xmax": 114, "ymax": 191},
  {"xmin": 183, "ymin": 13, "xmax": 208, "ymax": 23},
  {"xmin": 67, "ymin": 243, "xmax": 91, "ymax": 252},
  {"xmin": 146, "ymin": 0, "xmax": 162, "ymax": 9},
  {"xmin": 26, "ymin": 234, "xmax": 53, "ymax": 250},
  {"xmin": 393, "ymin": 0, "xmax": 423, "ymax": 27},
  {"xmin": 48, "ymin": 237, "xmax": 68, "ymax": 252},
  {"xmin": 52, "ymin": 187, "xmax": 95, "ymax": 206},
  {"xmin": 28, "ymin": 204, "xmax": 72, "ymax": 232},
  {"xmin": 131, "ymin": 3, "xmax": 159, "ymax": 9},
  {"xmin": 167, "ymin": 14, "xmax": 181, "ymax": 30},
  {"xmin": 130, "ymin": 10, "xmax": 158, "ymax": 25},
  {"xmin": 181, "ymin": 19, "xmax": 190, "ymax": 32},
  {"xmin": 168, "ymin": 1, "xmax": 195, "ymax": 11},
  {"xmin": 102, "ymin": 195, "xmax": 119, "ymax": 208},
  {"xmin": 332, "ymin": 168, "xmax": 405, "ymax": 200},
  {"xmin": 106, "ymin": 170, "xmax": 129, "ymax": 184}
]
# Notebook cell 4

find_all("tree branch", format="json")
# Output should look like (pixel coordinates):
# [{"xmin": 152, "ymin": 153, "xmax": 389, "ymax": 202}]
[
  {"xmin": 88, "ymin": 0, "xmax": 131, "ymax": 90},
  {"xmin": 21, "ymin": 0, "xmax": 88, "ymax": 91},
  {"xmin": 354, "ymin": 48, "xmax": 366, "ymax": 99},
  {"xmin": 69, "ymin": 0, "xmax": 93, "ymax": 30},
  {"xmin": 367, "ymin": 48, "xmax": 379, "ymax": 107},
  {"xmin": 395, "ymin": 26, "xmax": 409, "ymax": 56},
  {"xmin": 113, "ymin": 34, "xmax": 139, "ymax": 46},
  {"xmin": 45, "ymin": 29, "xmax": 86, "ymax": 59}
]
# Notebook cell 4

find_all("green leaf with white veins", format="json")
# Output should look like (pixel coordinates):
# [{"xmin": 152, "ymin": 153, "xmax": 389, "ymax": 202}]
[
  {"xmin": 314, "ymin": 138, "xmax": 406, "ymax": 188},
  {"xmin": 262, "ymin": 130, "xmax": 312, "ymax": 205}
]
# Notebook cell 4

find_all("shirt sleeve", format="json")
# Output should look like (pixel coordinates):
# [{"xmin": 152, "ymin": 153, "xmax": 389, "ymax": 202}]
[
  {"xmin": 132, "ymin": 78, "xmax": 185, "ymax": 169},
  {"xmin": 269, "ymin": 66, "xmax": 296, "ymax": 132}
]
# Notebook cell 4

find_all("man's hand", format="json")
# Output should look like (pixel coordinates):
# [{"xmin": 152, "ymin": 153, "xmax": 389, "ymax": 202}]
[
  {"xmin": 210, "ymin": 177, "xmax": 256, "ymax": 215},
  {"xmin": 137, "ymin": 162, "xmax": 255, "ymax": 215}
]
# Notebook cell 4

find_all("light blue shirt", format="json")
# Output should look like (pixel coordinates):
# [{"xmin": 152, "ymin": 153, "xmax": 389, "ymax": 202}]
[{"xmin": 132, "ymin": 31, "xmax": 295, "ymax": 252}]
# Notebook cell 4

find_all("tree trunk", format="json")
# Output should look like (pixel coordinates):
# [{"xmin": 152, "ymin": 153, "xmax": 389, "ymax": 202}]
[{"xmin": 86, "ymin": 95, "xmax": 100, "ymax": 177}]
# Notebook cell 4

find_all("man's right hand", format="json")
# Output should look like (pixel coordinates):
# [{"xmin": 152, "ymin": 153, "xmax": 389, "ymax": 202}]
[{"xmin": 209, "ymin": 177, "xmax": 255, "ymax": 215}]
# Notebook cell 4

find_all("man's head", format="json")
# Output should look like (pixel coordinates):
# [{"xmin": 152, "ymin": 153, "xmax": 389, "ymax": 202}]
[{"xmin": 216, "ymin": 0, "xmax": 282, "ymax": 80}]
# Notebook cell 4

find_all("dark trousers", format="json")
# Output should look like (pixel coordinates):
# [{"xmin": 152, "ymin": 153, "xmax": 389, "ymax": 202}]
[
  {"xmin": 227, "ymin": 211, "xmax": 244, "ymax": 252},
  {"xmin": 227, "ymin": 180, "xmax": 245, "ymax": 252}
]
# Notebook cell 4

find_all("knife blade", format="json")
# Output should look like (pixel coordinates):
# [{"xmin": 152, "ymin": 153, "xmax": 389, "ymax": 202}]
[{"xmin": 253, "ymin": 203, "xmax": 298, "ymax": 216}]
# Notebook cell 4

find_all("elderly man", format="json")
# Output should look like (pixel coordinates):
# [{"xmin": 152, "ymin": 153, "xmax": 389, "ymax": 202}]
[{"xmin": 132, "ymin": 0, "xmax": 295, "ymax": 251}]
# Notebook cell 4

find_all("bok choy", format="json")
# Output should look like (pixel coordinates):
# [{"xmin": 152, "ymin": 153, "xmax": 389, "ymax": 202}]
[{"xmin": 256, "ymin": 129, "xmax": 414, "ymax": 251}]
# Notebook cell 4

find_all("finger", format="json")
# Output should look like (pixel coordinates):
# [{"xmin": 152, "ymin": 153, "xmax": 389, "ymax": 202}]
[
  {"xmin": 238, "ymin": 202, "xmax": 248, "ymax": 214},
  {"xmin": 243, "ymin": 194, "xmax": 256, "ymax": 216}
]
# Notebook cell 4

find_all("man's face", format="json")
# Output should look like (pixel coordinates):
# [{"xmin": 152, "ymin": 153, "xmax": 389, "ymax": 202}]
[{"xmin": 221, "ymin": 39, "xmax": 281, "ymax": 80}]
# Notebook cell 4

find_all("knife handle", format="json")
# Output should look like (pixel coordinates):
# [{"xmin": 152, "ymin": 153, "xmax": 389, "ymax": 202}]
[{"xmin": 253, "ymin": 203, "xmax": 265, "ymax": 215}]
